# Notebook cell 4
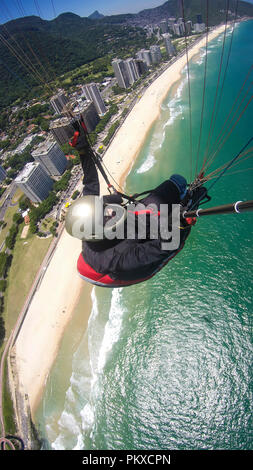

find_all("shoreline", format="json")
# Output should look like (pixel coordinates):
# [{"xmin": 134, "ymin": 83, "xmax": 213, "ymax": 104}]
[{"xmin": 13, "ymin": 24, "xmax": 227, "ymax": 424}]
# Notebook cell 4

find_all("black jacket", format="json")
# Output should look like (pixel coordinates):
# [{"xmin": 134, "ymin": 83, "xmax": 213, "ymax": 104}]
[{"xmin": 78, "ymin": 142, "xmax": 192, "ymax": 281}]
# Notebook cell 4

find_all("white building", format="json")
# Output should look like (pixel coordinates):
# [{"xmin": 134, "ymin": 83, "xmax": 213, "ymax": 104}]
[
  {"xmin": 150, "ymin": 45, "xmax": 162, "ymax": 64},
  {"xmin": 160, "ymin": 20, "xmax": 168, "ymax": 33},
  {"xmin": 72, "ymin": 101, "xmax": 100, "ymax": 133},
  {"xmin": 50, "ymin": 117, "xmax": 76, "ymax": 147},
  {"xmin": 112, "ymin": 59, "xmax": 131, "ymax": 89},
  {"xmin": 186, "ymin": 20, "xmax": 192, "ymax": 34},
  {"xmin": 82, "ymin": 83, "xmax": 107, "ymax": 115},
  {"xmin": 136, "ymin": 49, "xmax": 152, "ymax": 67},
  {"xmin": 194, "ymin": 23, "xmax": 206, "ymax": 33},
  {"xmin": 125, "ymin": 58, "xmax": 140, "ymax": 84},
  {"xmin": 15, "ymin": 162, "xmax": 54, "ymax": 203},
  {"xmin": 50, "ymin": 93, "xmax": 69, "ymax": 115},
  {"xmin": 163, "ymin": 34, "xmax": 176, "ymax": 57},
  {"xmin": 32, "ymin": 138, "xmax": 67, "ymax": 176}
]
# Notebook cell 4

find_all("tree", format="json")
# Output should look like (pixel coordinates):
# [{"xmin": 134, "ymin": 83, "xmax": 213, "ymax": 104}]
[
  {"xmin": 19, "ymin": 197, "xmax": 30, "ymax": 211},
  {"xmin": 71, "ymin": 190, "xmax": 80, "ymax": 200},
  {"xmin": 13, "ymin": 213, "xmax": 23, "ymax": 224},
  {"xmin": 0, "ymin": 316, "xmax": 5, "ymax": 347},
  {"xmin": 0, "ymin": 280, "xmax": 7, "ymax": 292},
  {"xmin": 5, "ymin": 223, "xmax": 19, "ymax": 250},
  {"xmin": 0, "ymin": 252, "xmax": 11, "ymax": 278}
]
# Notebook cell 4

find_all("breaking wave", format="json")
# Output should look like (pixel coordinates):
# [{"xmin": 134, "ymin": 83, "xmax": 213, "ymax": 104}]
[{"xmin": 136, "ymin": 154, "xmax": 156, "ymax": 174}]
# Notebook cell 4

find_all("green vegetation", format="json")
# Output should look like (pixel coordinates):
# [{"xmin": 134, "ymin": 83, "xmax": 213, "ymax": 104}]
[
  {"xmin": 29, "ymin": 191, "xmax": 59, "ymax": 234},
  {"xmin": 0, "ymin": 204, "xmax": 19, "ymax": 247},
  {"xmin": 0, "ymin": 252, "xmax": 12, "ymax": 279},
  {"xmin": 5, "ymin": 223, "xmax": 19, "ymax": 250},
  {"xmin": 53, "ymin": 170, "xmax": 72, "ymax": 192},
  {"xmin": 0, "ymin": 16, "xmax": 148, "ymax": 108},
  {"xmin": 0, "ymin": 187, "xmax": 6, "ymax": 198},
  {"xmin": 72, "ymin": 190, "xmax": 80, "ymax": 200},
  {"xmin": 1, "ymin": 1, "xmax": 253, "ymax": 110},
  {"xmin": 3, "ymin": 361, "xmax": 16, "ymax": 436},
  {"xmin": 89, "ymin": 104, "xmax": 119, "ymax": 145},
  {"xmin": 103, "ymin": 120, "xmax": 120, "ymax": 146}
]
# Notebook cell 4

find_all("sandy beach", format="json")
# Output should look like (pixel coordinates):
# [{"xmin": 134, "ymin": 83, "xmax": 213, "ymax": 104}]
[{"xmin": 14, "ymin": 24, "xmax": 226, "ymax": 419}]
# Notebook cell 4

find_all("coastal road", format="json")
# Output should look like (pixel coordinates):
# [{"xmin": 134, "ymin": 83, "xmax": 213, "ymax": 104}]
[{"xmin": 0, "ymin": 184, "xmax": 17, "ymax": 220}]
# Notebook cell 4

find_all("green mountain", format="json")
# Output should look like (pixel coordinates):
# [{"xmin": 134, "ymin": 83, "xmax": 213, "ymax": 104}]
[
  {"xmin": 88, "ymin": 11, "xmax": 105, "ymax": 20},
  {"xmin": 0, "ymin": 1, "xmax": 252, "ymax": 109}
]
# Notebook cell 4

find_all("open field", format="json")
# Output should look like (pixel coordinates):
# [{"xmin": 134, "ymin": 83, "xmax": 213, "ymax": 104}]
[{"xmin": 3, "ymin": 228, "xmax": 52, "ymax": 338}]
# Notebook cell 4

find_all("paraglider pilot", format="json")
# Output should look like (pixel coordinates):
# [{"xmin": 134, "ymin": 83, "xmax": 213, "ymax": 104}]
[{"xmin": 65, "ymin": 128, "xmax": 202, "ymax": 287}]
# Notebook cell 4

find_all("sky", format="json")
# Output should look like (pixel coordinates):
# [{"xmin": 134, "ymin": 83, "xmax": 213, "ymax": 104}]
[
  {"xmin": 1, "ymin": 0, "xmax": 253, "ymax": 24},
  {"xmin": 0, "ymin": 0, "xmax": 165, "ymax": 23}
]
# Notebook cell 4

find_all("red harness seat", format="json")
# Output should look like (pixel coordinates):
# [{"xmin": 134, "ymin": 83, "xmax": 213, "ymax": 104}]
[{"xmin": 77, "ymin": 243, "xmax": 185, "ymax": 288}]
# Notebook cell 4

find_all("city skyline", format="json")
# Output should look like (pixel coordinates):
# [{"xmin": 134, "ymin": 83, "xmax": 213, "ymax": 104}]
[{"xmin": 0, "ymin": 0, "xmax": 164, "ymax": 24}]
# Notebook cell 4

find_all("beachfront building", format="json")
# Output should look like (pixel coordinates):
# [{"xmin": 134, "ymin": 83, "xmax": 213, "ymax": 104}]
[
  {"xmin": 112, "ymin": 59, "xmax": 131, "ymax": 89},
  {"xmin": 163, "ymin": 34, "xmax": 176, "ymax": 57},
  {"xmin": 168, "ymin": 17, "xmax": 176, "ymax": 30},
  {"xmin": 125, "ymin": 58, "xmax": 140, "ymax": 84},
  {"xmin": 82, "ymin": 83, "xmax": 107, "ymax": 115},
  {"xmin": 186, "ymin": 20, "xmax": 193, "ymax": 35},
  {"xmin": 0, "ymin": 165, "xmax": 6, "ymax": 183},
  {"xmin": 50, "ymin": 100, "xmax": 100, "ymax": 145},
  {"xmin": 135, "ymin": 59, "xmax": 148, "ymax": 76},
  {"xmin": 112, "ymin": 53, "xmax": 155, "ymax": 89},
  {"xmin": 137, "ymin": 46, "xmax": 162, "ymax": 67},
  {"xmin": 50, "ymin": 93, "xmax": 69, "ymax": 115},
  {"xmin": 172, "ymin": 19, "xmax": 185, "ymax": 36},
  {"xmin": 160, "ymin": 20, "xmax": 168, "ymax": 33},
  {"xmin": 136, "ymin": 49, "xmax": 152, "ymax": 67},
  {"xmin": 32, "ymin": 138, "xmax": 67, "ymax": 176},
  {"xmin": 50, "ymin": 117, "xmax": 76, "ymax": 146},
  {"xmin": 150, "ymin": 45, "xmax": 162, "ymax": 64},
  {"xmin": 15, "ymin": 162, "xmax": 53, "ymax": 203},
  {"xmin": 194, "ymin": 14, "xmax": 206, "ymax": 33},
  {"xmin": 194, "ymin": 22, "xmax": 206, "ymax": 33},
  {"xmin": 72, "ymin": 101, "xmax": 100, "ymax": 133}
]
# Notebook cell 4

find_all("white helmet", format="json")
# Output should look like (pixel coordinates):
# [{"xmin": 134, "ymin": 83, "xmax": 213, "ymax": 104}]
[{"xmin": 65, "ymin": 195, "xmax": 127, "ymax": 241}]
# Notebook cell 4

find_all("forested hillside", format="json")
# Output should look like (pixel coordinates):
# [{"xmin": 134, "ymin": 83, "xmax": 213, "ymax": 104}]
[{"xmin": 0, "ymin": 0, "xmax": 252, "ymax": 109}]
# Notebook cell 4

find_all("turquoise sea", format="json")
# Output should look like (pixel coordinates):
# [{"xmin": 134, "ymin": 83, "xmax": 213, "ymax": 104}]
[{"xmin": 36, "ymin": 20, "xmax": 253, "ymax": 450}]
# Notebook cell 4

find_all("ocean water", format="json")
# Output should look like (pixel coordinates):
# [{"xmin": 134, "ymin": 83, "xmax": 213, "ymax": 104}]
[{"xmin": 35, "ymin": 21, "xmax": 253, "ymax": 450}]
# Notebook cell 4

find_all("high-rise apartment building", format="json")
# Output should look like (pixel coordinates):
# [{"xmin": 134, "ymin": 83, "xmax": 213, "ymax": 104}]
[
  {"xmin": 194, "ymin": 13, "xmax": 205, "ymax": 33},
  {"xmin": 15, "ymin": 162, "xmax": 53, "ymax": 203},
  {"xmin": 160, "ymin": 20, "xmax": 168, "ymax": 33},
  {"xmin": 72, "ymin": 101, "xmax": 100, "ymax": 133},
  {"xmin": 125, "ymin": 58, "xmax": 140, "ymax": 84},
  {"xmin": 172, "ymin": 20, "xmax": 185, "ymax": 36},
  {"xmin": 135, "ymin": 59, "xmax": 148, "ymax": 76},
  {"xmin": 0, "ymin": 165, "xmax": 6, "ymax": 183},
  {"xmin": 163, "ymin": 34, "xmax": 176, "ymax": 56},
  {"xmin": 194, "ymin": 22, "xmax": 206, "ymax": 33},
  {"xmin": 50, "ymin": 100, "xmax": 100, "ymax": 145},
  {"xmin": 50, "ymin": 117, "xmax": 76, "ymax": 146},
  {"xmin": 32, "ymin": 139, "xmax": 67, "ymax": 176},
  {"xmin": 150, "ymin": 45, "xmax": 162, "ymax": 64},
  {"xmin": 112, "ymin": 59, "xmax": 131, "ymax": 89},
  {"xmin": 136, "ymin": 49, "xmax": 152, "ymax": 67},
  {"xmin": 82, "ymin": 83, "xmax": 107, "ymax": 115},
  {"xmin": 50, "ymin": 93, "xmax": 69, "ymax": 114},
  {"xmin": 186, "ymin": 20, "xmax": 192, "ymax": 34}
]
